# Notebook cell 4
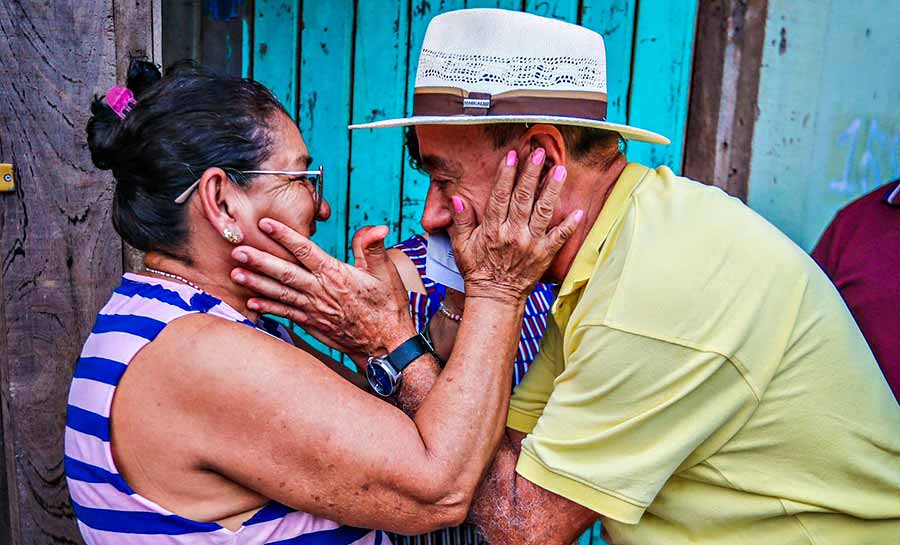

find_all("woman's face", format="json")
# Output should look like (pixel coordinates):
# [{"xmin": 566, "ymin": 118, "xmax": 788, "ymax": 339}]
[{"xmin": 239, "ymin": 112, "xmax": 331, "ymax": 262}]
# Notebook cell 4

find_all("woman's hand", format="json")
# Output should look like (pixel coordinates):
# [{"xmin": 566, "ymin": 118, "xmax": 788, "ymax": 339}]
[
  {"xmin": 230, "ymin": 222, "xmax": 416, "ymax": 360},
  {"xmin": 449, "ymin": 148, "xmax": 584, "ymax": 304}
]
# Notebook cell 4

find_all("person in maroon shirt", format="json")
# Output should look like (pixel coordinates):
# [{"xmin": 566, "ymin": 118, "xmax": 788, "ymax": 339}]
[{"xmin": 812, "ymin": 179, "xmax": 900, "ymax": 402}]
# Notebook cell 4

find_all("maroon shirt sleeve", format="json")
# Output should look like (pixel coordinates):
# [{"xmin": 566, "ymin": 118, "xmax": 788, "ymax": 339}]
[{"xmin": 811, "ymin": 183, "xmax": 900, "ymax": 403}]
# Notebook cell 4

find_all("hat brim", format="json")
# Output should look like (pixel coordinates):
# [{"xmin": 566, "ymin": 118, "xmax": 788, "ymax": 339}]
[{"xmin": 349, "ymin": 115, "xmax": 670, "ymax": 145}]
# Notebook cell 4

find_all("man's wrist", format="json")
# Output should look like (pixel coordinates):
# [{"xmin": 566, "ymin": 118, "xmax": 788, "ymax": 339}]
[{"xmin": 371, "ymin": 322, "xmax": 418, "ymax": 356}]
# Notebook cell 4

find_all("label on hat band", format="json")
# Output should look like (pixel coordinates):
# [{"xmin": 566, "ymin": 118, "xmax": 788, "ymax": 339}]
[{"xmin": 413, "ymin": 88, "xmax": 608, "ymax": 121}]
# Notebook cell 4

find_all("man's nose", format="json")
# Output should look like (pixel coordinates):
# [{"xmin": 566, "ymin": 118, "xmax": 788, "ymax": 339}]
[{"xmin": 421, "ymin": 191, "xmax": 453, "ymax": 233}]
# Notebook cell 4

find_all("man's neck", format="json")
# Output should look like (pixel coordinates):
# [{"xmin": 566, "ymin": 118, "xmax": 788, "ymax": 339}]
[
  {"xmin": 544, "ymin": 154, "xmax": 628, "ymax": 283},
  {"xmin": 142, "ymin": 249, "xmax": 260, "ymax": 322}
]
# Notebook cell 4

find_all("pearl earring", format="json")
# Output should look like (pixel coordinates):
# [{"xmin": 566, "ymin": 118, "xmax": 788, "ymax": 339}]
[{"xmin": 223, "ymin": 228, "xmax": 242, "ymax": 244}]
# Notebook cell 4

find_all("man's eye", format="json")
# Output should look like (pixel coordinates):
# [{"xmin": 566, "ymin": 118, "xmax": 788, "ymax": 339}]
[{"xmin": 432, "ymin": 178, "xmax": 453, "ymax": 188}]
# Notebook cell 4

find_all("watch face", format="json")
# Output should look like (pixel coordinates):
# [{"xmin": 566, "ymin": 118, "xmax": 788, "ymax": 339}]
[{"xmin": 367, "ymin": 362, "xmax": 394, "ymax": 397}]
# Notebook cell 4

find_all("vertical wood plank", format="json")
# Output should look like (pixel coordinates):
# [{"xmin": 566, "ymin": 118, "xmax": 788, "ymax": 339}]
[
  {"xmin": 201, "ymin": 0, "xmax": 250, "ymax": 77},
  {"xmin": 465, "ymin": 0, "xmax": 522, "ymax": 8},
  {"xmin": 162, "ymin": 0, "xmax": 202, "ymax": 67},
  {"xmin": 626, "ymin": 0, "xmax": 699, "ymax": 172},
  {"xmin": 0, "ymin": 2, "xmax": 124, "ymax": 544},
  {"xmin": 524, "ymin": 0, "xmax": 578, "ymax": 22},
  {"xmin": 348, "ymin": 0, "xmax": 410, "ymax": 251},
  {"xmin": 400, "ymin": 0, "xmax": 466, "ymax": 240},
  {"xmin": 579, "ymin": 0, "xmax": 637, "ymax": 124},
  {"xmin": 683, "ymin": 0, "xmax": 767, "ymax": 201},
  {"xmin": 301, "ymin": 0, "xmax": 354, "ymax": 262},
  {"xmin": 253, "ymin": 0, "xmax": 299, "ymax": 118}
]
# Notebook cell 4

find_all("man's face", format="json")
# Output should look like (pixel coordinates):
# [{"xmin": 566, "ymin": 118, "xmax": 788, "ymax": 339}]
[{"xmin": 415, "ymin": 125, "xmax": 509, "ymax": 234}]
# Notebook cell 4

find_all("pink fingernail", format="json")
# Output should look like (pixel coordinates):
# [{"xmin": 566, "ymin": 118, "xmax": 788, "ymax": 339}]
[
  {"xmin": 234, "ymin": 250, "xmax": 248, "ymax": 263},
  {"xmin": 506, "ymin": 150, "xmax": 518, "ymax": 166},
  {"xmin": 233, "ymin": 271, "xmax": 246, "ymax": 283},
  {"xmin": 451, "ymin": 196, "xmax": 465, "ymax": 213},
  {"xmin": 532, "ymin": 148, "xmax": 545, "ymax": 165},
  {"xmin": 247, "ymin": 300, "xmax": 259, "ymax": 310},
  {"xmin": 574, "ymin": 209, "xmax": 584, "ymax": 222},
  {"xmin": 553, "ymin": 165, "xmax": 567, "ymax": 182},
  {"xmin": 259, "ymin": 220, "xmax": 273, "ymax": 234}
]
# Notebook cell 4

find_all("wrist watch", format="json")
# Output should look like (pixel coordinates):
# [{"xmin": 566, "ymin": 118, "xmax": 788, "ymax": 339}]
[{"xmin": 367, "ymin": 333, "xmax": 435, "ymax": 397}]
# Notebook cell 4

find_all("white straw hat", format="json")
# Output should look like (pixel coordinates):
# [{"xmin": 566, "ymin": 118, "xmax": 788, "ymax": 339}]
[{"xmin": 349, "ymin": 8, "xmax": 669, "ymax": 145}]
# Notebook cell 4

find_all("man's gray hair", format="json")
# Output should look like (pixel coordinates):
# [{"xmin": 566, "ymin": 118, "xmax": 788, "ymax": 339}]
[{"xmin": 482, "ymin": 124, "xmax": 624, "ymax": 168}]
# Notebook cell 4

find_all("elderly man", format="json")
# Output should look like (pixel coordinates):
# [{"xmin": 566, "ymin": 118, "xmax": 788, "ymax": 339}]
[{"xmin": 233, "ymin": 9, "xmax": 900, "ymax": 545}]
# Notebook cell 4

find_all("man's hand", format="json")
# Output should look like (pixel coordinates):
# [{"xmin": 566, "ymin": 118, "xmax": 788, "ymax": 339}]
[
  {"xmin": 230, "ymin": 222, "xmax": 416, "ymax": 360},
  {"xmin": 449, "ymin": 148, "xmax": 584, "ymax": 303}
]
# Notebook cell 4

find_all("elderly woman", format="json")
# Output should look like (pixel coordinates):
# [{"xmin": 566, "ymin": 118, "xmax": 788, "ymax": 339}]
[{"xmin": 66, "ymin": 60, "xmax": 580, "ymax": 545}]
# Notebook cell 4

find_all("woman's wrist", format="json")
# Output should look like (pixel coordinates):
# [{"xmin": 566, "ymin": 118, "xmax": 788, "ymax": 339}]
[{"xmin": 438, "ymin": 301, "xmax": 463, "ymax": 322}]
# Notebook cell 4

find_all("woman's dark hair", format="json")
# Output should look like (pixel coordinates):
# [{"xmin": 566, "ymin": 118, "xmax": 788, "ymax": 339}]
[{"xmin": 86, "ymin": 58, "xmax": 289, "ymax": 259}]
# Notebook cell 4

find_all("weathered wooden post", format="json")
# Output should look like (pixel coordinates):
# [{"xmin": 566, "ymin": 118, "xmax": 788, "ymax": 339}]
[{"xmin": 0, "ymin": 1, "xmax": 158, "ymax": 543}]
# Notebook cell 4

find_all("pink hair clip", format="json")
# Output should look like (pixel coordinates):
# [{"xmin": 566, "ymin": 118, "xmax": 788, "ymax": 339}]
[{"xmin": 105, "ymin": 85, "xmax": 137, "ymax": 119}]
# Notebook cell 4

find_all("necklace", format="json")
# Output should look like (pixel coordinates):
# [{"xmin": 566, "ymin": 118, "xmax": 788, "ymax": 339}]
[{"xmin": 144, "ymin": 267, "xmax": 202, "ymax": 291}]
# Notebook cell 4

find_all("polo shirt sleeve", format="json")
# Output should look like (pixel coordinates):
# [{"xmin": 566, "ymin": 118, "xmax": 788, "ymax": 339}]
[
  {"xmin": 507, "ymin": 316, "xmax": 566, "ymax": 434},
  {"xmin": 515, "ymin": 324, "xmax": 757, "ymax": 524}
]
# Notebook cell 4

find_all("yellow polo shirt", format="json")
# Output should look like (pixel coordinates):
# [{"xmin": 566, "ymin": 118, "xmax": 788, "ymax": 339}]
[{"xmin": 508, "ymin": 164, "xmax": 900, "ymax": 545}]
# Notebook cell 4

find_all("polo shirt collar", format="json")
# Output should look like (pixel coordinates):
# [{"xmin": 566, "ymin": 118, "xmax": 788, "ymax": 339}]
[
  {"xmin": 556, "ymin": 163, "xmax": 651, "ymax": 302},
  {"xmin": 883, "ymin": 179, "xmax": 900, "ymax": 207}
]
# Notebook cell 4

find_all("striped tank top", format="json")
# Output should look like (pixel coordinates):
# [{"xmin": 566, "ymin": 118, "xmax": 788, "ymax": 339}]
[
  {"xmin": 393, "ymin": 235, "xmax": 555, "ymax": 386},
  {"xmin": 65, "ymin": 273, "xmax": 386, "ymax": 545}
]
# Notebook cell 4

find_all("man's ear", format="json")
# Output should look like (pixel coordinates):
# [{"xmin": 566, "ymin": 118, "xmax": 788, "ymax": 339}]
[
  {"xmin": 196, "ymin": 167, "xmax": 246, "ymax": 243},
  {"xmin": 521, "ymin": 124, "xmax": 568, "ymax": 172}
]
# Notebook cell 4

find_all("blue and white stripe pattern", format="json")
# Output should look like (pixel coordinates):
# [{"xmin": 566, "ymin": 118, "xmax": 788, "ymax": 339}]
[
  {"xmin": 65, "ymin": 273, "xmax": 387, "ymax": 545},
  {"xmin": 393, "ymin": 235, "xmax": 555, "ymax": 386}
]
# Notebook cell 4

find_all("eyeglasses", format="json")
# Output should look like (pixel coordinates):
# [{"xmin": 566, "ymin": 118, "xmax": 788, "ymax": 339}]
[{"xmin": 174, "ymin": 166, "xmax": 325, "ymax": 215}]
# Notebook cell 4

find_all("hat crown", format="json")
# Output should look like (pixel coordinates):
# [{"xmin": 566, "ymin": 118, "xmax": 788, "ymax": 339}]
[{"xmin": 416, "ymin": 9, "xmax": 608, "ymax": 95}]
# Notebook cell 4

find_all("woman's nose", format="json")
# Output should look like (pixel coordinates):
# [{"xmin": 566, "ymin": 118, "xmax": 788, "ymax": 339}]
[{"xmin": 316, "ymin": 197, "xmax": 332, "ymax": 221}]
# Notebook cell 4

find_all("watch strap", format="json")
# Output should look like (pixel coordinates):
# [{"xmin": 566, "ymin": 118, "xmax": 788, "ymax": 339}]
[{"xmin": 386, "ymin": 333, "xmax": 434, "ymax": 372}]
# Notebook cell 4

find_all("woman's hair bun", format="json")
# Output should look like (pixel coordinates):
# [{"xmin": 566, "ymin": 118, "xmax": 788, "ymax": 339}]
[
  {"xmin": 86, "ymin": 96, "xmax": 122, "ymax": 171},
  {"xmin": 86, "ymin": 58, "xmax": 161, "ymax": 171},
  {"xmin": 126, "ymin": 58, "xmax": 162, "ymax": 98}
]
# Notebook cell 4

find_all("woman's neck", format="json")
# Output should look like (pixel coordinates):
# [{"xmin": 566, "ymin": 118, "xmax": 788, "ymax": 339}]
[{"xmin": 142, "ymin": 251, "xmax": 260, "ymax": 322}]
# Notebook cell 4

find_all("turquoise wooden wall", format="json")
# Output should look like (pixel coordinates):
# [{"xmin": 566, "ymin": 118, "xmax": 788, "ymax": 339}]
[
  {"xmin": 748, "ymin": 0, "xmax": 900, "ymax": 250},
  {"xmin": 238, "ymin": 0, "xmax": 700, "ymax": 262}
]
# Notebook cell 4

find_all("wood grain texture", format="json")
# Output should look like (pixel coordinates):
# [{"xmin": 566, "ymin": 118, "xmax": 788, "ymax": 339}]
[
  {"xmin": 0, "ymin": 2, "xmax": 124, "ymax": 544},
  {"xmin": 682, "ymin": 0, "xmax": 767, "ymax": 201},
  {"xmin": 348, "ymin": 0, "xmax": 410, "ymax": 252},
  {"xmin": 162, "ymin": 0, "xmax": 202, "ymax": 68},
  {"xmin": 626, "ymin": 0, "xmax": 699, "ymax": 172},
  {"xmin": 114, "ymin": 0, "xmax": 163, "ymax": 273},
  {"xmin": 465, "ymin": 0, "xmax": 523, "ymax": 8},
  {"xmin": 253, "ymin": 0, "xmax": 299, "ymax": 118},
  {"xmin": 524, "ymin": 0, "xmax": 578, "ymax": 21},
  {"xmin": 580, "ymin": 0, "xmax": 636, "ymax": 125}
]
